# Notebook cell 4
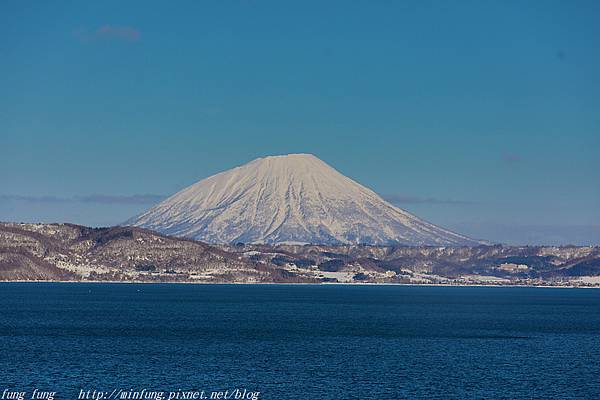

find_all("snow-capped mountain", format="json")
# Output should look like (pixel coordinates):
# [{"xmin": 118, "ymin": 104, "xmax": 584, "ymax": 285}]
[{"xmin": 125, "ymin": 154, "xmax": 484, "ymax": 246}]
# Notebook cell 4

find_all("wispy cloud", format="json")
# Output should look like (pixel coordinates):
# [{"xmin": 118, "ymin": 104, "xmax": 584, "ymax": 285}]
[
  {"xmin": 0, "ymin": 194, "xmax": 164, "ymax": 205},
  {"xmin": 96, "ymin": 25, "xmax": 141, "ymax": 42},
  {"xmin": 383, "ymin": 194, "xmax": 474, "ymax": 206},
  {"xmin": 78, "ymin": 194, "xmax": 165, "ymax": 205},
  {"xmin": 0, "ymin": 195, "xmax": 66, "ymax": 203},
  {"xmin": 501, "ymin": 153, "xmax": 523, "ymax": 164},
  {"xmin": 75, "ymin": 25, "xmax": 141, "ymax": 43}
]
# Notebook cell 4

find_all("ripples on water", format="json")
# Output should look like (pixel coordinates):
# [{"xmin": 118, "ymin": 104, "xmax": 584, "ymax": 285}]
[{"xmin": 1, "ymin": 284, "xmax": 599, "ymax": 399}]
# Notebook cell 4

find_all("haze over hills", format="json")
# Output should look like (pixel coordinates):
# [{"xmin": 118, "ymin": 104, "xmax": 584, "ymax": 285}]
[{"xmin": 125, "ymin": 154, "xmax": 485, "ymax": 246}]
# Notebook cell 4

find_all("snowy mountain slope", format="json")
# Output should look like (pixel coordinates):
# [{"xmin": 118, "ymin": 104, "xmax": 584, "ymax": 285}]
[{"xmin": 125, "ymin": 154, "xmax": 485, "ymax": 246}]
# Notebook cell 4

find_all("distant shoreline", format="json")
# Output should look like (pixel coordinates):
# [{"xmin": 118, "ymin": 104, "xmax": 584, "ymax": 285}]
[{"xmin": 0, "ymin": 280, "xmax": 597, "ymax": 288}]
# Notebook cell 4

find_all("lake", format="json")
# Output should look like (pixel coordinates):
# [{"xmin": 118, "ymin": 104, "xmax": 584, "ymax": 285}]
[{"xmin": 1, "ymin": 283, "xmax": 599, "ymax": 399}]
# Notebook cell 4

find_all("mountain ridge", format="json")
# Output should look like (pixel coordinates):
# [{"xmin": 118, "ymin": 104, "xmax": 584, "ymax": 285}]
[{"xmin": 1, "ymin": 222, "xmax": 598, "ymax": 285}]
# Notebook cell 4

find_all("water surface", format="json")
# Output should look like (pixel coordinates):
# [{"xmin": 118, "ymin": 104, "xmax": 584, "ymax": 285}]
[{"xmin": 1, "ymin": 283, "xmax": 599, "ymax": 399}]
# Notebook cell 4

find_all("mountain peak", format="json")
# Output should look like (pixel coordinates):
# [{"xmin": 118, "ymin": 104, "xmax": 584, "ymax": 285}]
[
  {"xmin": 125, "ymin": 155, "xmax": 484, "ymax": 246},
  {"xmin": 262, "ymin": 153, "xmax": 317, "ymax": 159},
  {"xmin": 250, "ymin": 153, "xmax": 323, "ymax": 168}
]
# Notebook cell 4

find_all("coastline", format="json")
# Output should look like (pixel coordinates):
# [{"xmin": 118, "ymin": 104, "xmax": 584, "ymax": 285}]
[{"xmin": 0, "ymin": 279, "xmax": 597, "ymax": 288}]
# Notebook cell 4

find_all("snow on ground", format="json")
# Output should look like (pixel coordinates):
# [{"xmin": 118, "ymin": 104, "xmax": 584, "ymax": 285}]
[
  {"xmin": 50, "ymin": 256, "xmax": 111, "ymax": 277},
  {"xmin": 574, "ymin": 276, "xmax": 600, "ymax": 285},
  {"xmin": 317, "ymin": 271, "xmax": 356, "ymax": 283},
  {"xmin": 460, "ymin": 275, "xmax": 512, "ymax": 283}
]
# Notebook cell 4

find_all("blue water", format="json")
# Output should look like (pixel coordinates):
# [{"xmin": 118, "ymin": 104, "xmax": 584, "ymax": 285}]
[{"xmin": 1, "ymin": 284, "xmax": 600, "ymax": 399}]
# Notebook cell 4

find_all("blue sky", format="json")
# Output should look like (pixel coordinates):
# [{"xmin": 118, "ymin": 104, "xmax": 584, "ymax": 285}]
[{"xmin": 1, "ymin": 1, "xmax": 599, "ymax": 245}]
